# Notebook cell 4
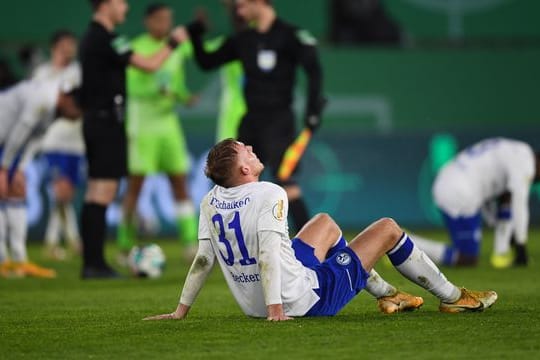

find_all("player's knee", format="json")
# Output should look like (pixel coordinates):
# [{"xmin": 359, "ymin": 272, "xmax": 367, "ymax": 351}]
[
  {"xmin": 309, "ymin": 212, "xmax": 341, "ymax": 239},
  {"xmin": 54, "ymin": 179, "xmax": 74, "ymax": 202},
  {"xmin": 313, "ymin": 212, "xmax": 337, "ymax": 228},
  {"xmin": 377, "ymin": 217, "xmax": 403, "ymax": 246}
]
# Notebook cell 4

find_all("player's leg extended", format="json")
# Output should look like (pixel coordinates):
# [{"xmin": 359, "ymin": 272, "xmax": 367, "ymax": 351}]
[
  {"xmin": 349, "ymin": 218, "xmax": 496, "ymax": 312},
  {"xmin": 118, "ymin": 175, "xmax": 144, "ymax": 253},
  {"xmin": 168, "ymin": 174, "xmax": 197, "ymax": 248},
  {"xmin": 293, "ymin": 214, "xmax": 420, "ymax": 314},
  {"xmin": 120, "ymin": 130, "xmax": 159, "ymax": 253},
  {"xmin": 8, "ymin": 171, "xmax": 56, "ymax": 278},
  {"xmin": 43, "ymin": 154, "xmax": 67, "ymax": 259},
  {"xmin": 45, "ymin": 176, "xmax": 77, "ymax": 260},
  {"xmin": 44, "ymin": 179, "xmax": 62, "ymax": 259},
  {"xmin": 57, "ymin": 154, "xmax": 84, "ymax": 254},
  {"xmin": 81, "ymin": 179, "xmax": 119, "ymax": 277},
  {"xmin": 491, "ymin": 203, "xmax": 515, "ymax": 268}
]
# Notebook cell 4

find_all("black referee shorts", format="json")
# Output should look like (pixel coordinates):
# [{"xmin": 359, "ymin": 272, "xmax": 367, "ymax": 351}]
[
  {"xmin": 238, "ymin": 109, "xmax": 297, "ymax": 184},
  {"xmin": 82, "ymin": 114, "xmax": 127, "ymax": 179}
]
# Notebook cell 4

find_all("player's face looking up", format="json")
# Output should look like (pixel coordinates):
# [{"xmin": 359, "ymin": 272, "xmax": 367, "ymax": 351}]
[
  {"xmin": 145, "ymin": 7, "xmax": 172, "ymax": 39},
  {"xmin": 235, "ymin": 142, "xmax": 264, "ymax": 179}
]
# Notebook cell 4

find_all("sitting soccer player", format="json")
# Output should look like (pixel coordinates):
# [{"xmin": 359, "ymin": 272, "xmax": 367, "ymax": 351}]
[
  {"xmin": 413, "ymin": 138, "xmax": 540, "ymax": 268},
  {"xmin": 145, "ymin": 139, "xmax": 497, "ymax": 321},
  {"xmin": 0, "ymin": 78, "xmax": 80, "ymax": 278}
]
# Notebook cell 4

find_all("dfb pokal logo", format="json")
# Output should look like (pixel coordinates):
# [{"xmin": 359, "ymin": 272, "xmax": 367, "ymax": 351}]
[{"xmin": 336, "ymin": 252, "xmax": 351, "ymax": 266}]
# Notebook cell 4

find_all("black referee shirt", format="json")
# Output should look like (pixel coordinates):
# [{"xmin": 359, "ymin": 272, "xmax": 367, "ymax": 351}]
[
  {"xmin": 188, "ymin": 18, "xmax": 322, "ymax": 114},
  {"xmin": 79, "ymin": 21, "xmax": 133, "ymax": 115}
]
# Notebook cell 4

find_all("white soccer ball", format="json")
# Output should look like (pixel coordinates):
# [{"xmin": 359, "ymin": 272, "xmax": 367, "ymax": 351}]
[{"xmin": 128, "ymin": 244, "xmax": 166, "ymax": 278}]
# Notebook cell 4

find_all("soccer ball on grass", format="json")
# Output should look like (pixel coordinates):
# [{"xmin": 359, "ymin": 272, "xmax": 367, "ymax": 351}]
[{"xmin": 128, "ymin": 244, "xmax": 166, "ymax": 278}]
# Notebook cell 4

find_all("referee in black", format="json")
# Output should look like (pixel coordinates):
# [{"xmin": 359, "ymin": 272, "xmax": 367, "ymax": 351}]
[
  {"xmin": 187, "ymin": 0, "xmax": 325, "ymax": 231},
  {"xmin": 79, "ymin": 0, "xmax": 187, "ymax": 279}
]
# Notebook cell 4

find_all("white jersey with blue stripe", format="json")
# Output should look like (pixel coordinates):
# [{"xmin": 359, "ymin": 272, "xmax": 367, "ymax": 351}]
[
  {"xmin": 198, "ymin": 181, "xmax": 319, "ymax": 317},
  {"xmin": 433, "ymin": 138, "xmax": 534, "ymax": 242}
]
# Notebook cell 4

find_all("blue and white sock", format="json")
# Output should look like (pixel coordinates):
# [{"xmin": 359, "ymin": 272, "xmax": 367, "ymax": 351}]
[
  {"xmin": 365, "ymin": 268, "xmax": 397, "ymax": 298},
  {"xmin": 408, "ymin": 233, "xmax": 449, "ymax": 264},
  {"xmin": 387, "ymin": 233, "xmax": 460, "ymax": 303}
]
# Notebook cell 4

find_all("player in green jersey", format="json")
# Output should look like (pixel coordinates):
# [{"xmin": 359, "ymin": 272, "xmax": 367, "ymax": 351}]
[{"xmin": 117, "ymin": 3, "xmax": 198, "ymax": 261}]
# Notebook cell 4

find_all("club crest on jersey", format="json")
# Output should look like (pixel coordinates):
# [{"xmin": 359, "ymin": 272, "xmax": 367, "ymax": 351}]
[
  {"xmin": 272, "ymin": 199, "xmax": 284, "ymax": 221},
  {"xmin": 257, "ymin": 50, "xmax": 276, "ymax": 72},
  {"xmin": 336, "ymin": 252, "xmax": 351, "ymax": 266}
]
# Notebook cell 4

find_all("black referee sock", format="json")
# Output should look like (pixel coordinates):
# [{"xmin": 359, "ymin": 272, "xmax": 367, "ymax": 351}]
[
  {"xmin": 81, "ymin": 202, "xmax": 107, "ymax": 269},
  {"xmin": 289, "ymin": 198, "xmax": 310, "ymax": 231}
]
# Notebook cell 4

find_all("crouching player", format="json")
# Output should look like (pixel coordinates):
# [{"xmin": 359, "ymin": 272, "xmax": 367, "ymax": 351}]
[
  {"xmin": 0, "ymin": 78, "xmax": 81, "ymax": 278},
  {"xmin": 145, "ymin": 139, "xmax": 497, "ymax": 320}
]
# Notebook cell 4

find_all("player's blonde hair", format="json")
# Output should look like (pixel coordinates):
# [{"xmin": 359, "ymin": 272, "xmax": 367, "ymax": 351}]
[{"xmin": 205, "ymin": 138, "xmax": 239, "ymax": 187}]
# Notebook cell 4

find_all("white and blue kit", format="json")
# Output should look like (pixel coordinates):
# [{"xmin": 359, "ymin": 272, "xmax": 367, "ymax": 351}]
[
  {"xmin": 33, "ymin": 62, "xmax": 85, "ymax": 185},
  {"xmin": 432, "ymin": 138, "xmax": 535, "ymax": 263},
  {"xmin": 0, "ymin": 79, "xmax": 61, "ymax": 178},
  {"xmin": 181, "ymin": 181, "xmax": 368, "ymax": 317}
]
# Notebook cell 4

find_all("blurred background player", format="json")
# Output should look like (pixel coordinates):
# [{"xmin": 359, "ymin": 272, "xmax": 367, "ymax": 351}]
[
  {"xmin": 78, "ymin": 0, "xmax": 187, "ymax": 279},
  {"xmin": 186, "ymin": 0, "xmax": 326, "ymax": 231},
  {"xmin": 32, "ymin": 30, "xmax": 85, "ymax": 260},
  {"xmin": 117, "ymin": 3, "xmax": 199, "ymax": 263},
  {"xmin": 0, "ymin": 78, "xmax": 81, "ymax": 278},
  {"xmin": 413, "ymin": 138, "xmax": 540, "ymax": 268}
]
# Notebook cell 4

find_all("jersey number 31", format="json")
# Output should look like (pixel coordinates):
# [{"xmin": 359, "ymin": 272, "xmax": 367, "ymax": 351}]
[{"xmin": 212, "ymin": 212, "xmax": 257, "ymax": 266}]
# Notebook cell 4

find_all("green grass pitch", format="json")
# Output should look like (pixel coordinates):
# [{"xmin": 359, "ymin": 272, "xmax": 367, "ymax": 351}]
[{"xmin": 1, "ymin": 229, "xmax": 540, "ymax": 359}]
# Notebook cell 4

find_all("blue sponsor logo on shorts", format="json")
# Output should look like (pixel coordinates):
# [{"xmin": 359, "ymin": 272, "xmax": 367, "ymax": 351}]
[{"xmin": 336, "ymin": 252, "xmax": 351, "ymax": 266}]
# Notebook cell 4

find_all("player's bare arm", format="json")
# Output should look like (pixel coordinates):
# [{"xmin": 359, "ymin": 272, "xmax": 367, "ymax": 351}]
[
  {"xmin": 130, "ymin": 26, "xmax": 189, "ymax": 72},
  {"xmin": 143, "ymin": 240, "xmax": 215, "ymax": 320}
]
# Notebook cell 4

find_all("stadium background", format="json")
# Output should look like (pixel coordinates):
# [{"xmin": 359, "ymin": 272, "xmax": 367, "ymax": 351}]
[{"xmin": 1, "ymin": 0, "xmax": 539, "ymax": 235}]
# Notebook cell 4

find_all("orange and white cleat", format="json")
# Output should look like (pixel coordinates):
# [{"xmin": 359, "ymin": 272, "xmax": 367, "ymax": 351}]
[
  {"xmin": 0, "ymin": 260, "xmax": 13, "ymax": 278},
  {"xmin": 377, "ymin": 290, "xmax": 424, "ymax": 314},
  {"xmin": 12, "ymin": 261, "xmax": 57, "ymax": 279},
  {"xmin": 439, "ymin": 288, "xmax": 498, "ymax": 313}
]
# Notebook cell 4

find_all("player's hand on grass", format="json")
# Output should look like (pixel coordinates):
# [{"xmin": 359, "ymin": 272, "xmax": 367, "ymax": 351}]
[
  {"xmin": 143, "ymin": 312, "xmax": 183, "ymax": 321},
  {"xmin": 143, "ymin": 304, "xmax": 190, "ymax": 321},
  {"xmin": 266, "ymin": 304, "xmax": 293, "ymax": 322},
  {"xmin": 267, "ymin": 314, "xmax": 294, "ymax": 321}
]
